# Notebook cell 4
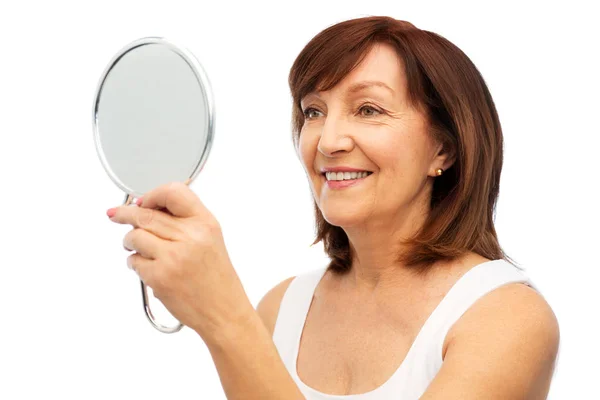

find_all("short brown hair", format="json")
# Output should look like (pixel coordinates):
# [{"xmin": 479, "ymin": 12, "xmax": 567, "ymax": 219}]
[{"xmin": 289, "ymin": 16, "xmax": 516, "ymax": 276}]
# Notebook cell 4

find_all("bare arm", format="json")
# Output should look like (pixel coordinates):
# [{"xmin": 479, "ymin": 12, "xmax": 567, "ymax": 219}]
[
  {"xmin": 421, "ymin": 283, "xmax": 560, "ymax": 399},
  {"xmin": 202, "ymin": 277, "xmax": 301, "ymax": 400}
]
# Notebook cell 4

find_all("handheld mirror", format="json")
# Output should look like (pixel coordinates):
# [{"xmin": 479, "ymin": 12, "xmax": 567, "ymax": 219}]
[{"xmin": 92, "ymin": 37, "xmax": 215, "ymax": 334}]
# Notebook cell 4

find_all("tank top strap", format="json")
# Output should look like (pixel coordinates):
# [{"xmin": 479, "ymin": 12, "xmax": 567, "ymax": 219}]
[
  {"xmin": 418, "ymin": 259, "xmax": 537, "ymax": 375},
  {"xmin": 272, "ymin": 266, "xmax": 327, "ymax": 371}
]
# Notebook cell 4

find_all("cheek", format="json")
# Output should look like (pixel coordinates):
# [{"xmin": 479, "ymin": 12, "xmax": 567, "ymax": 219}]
[
  {"xmin": 361, "ymin": 136, "xmax": 405, "ymax": 171},
  {"xmin": 298, "ymin": 135, "xmax": 322, "ymax": 201},
  {"xmin": 298, "ymin": 139, "xmax": 310, "ymax": 171},
  {"xmin": 362, "ymin": 136, "xmax": 421, "ymax": 195},
  {"xmin": 298, "ymin": 131, "xmax": 318, "ymax": 171}
]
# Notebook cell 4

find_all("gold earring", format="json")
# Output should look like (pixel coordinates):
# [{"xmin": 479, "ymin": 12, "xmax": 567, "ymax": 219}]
[{"xmin": 435, "ymin": 168, "xmax": 443, "ymax": 176}]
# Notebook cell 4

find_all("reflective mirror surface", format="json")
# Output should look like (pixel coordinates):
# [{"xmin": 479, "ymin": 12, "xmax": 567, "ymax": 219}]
[{"xmin": 93, "ymin": 37, "xmax": 215, "ymax": 198}]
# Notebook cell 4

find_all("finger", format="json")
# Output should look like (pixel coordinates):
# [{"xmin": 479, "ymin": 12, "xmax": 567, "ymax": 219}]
[
  {"xmin": 123, "ymin": 228, "xmax": 166, "ymax": 259},
  {"xmin": 139, "ymin": 182, "xmax": 208, "ymax": 219},
  {"xmin": 127, "ymin": 253, "xmax": 155, "ymax": 283},
  {"xmin": 110, "ymin": 205, "xmax": 184, "ymax": 241}
]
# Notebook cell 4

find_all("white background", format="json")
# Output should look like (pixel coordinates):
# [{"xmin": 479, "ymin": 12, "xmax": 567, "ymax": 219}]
[{"xmin": 0, "ymin": 0, "xmax": 597, "ymax": 398}]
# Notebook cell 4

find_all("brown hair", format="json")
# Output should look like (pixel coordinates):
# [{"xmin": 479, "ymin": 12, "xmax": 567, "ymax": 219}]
[{"xmin": 288, "ymin": 16, "xmax": 518, "ymax": 276}]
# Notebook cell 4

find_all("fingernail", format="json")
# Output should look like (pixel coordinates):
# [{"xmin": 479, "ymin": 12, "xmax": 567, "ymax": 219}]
[
  {"xmin": 107, "ymin": 208, "xmax": 117, "ymax": 218},
  {"xmin": 136, "ymin": 197, "xmax": 143, "ymax": 206}
]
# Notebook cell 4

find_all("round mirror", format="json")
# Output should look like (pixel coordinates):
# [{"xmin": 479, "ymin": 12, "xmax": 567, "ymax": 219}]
[{"xmin": 92, "ymin": 37, "xmax": 216, "ymax": 333}]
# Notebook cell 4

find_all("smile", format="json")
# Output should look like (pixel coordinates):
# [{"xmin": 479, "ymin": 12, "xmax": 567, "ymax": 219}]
[
  {"xmin": 324, "ymin": 171, "xmax": 372, "ymax": 181},
  {"xmin": 322, "ymin": 171, "xmax": 373, "ymax": 189}
]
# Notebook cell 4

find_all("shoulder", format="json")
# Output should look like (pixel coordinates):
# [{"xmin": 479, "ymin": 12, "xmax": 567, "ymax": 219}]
[
  {"xmin": 424, "ymin": 282, "xmax": 560, "ymax": 399},
  {"xmin": 256, "ymin": 275, "xmax": 297, "ymax": 337}
]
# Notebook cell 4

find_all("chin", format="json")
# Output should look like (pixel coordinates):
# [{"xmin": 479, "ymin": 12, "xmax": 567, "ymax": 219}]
[{"xmin": 319, "ymin": 205, "xmax": 367, "ymax": 228}]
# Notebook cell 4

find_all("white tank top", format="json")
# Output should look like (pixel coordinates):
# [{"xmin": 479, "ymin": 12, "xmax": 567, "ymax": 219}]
[{"xmin": 272, "ymin": 259, "xmax": 539, "ymax": 399}]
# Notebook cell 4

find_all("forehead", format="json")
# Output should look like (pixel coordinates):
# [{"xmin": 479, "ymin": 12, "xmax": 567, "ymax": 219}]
[{"xmin": 304, "ymin": 43, "xmax": 407, "ymax": 101}]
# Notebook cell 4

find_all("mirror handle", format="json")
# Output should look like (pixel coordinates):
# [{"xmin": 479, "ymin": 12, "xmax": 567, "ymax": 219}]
[
  {"xmin": 124, "ymin": 193, "xmax": 185, "ymax": 334},
  {"xmin": 141, "ymin": 279, "xmax": 184, "ymax": 333}
]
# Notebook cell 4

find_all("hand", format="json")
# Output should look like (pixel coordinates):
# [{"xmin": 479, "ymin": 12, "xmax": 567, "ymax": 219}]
[{"xmin": 106, "ymin": 182, "xmax": 252, "ymax": 340}]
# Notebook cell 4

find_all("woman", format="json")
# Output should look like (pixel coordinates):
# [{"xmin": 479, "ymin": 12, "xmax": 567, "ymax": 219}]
[
  {"xmin": 108, "ymin": 16, "xmax": 560, "ymax": 399},
  {"xmin": 263, "ymin": 15, "xmax": 560, "ymax": 398}
]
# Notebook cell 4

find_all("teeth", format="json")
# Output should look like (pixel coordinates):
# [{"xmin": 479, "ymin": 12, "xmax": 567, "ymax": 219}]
[{"xmin": 325, "ymin": 171, "xmax": 371, "ymax": 181}]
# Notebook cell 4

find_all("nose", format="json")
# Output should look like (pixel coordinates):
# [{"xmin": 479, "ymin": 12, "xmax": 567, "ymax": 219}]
[{"xmin": 317, "ymin": 114, "xmax": 355, "ymax": 157}]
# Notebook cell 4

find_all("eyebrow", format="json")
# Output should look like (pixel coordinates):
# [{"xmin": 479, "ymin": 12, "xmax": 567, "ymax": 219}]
[{"xmin": 303, "ymin": 80, "xmax": 395, "ymax": 103}]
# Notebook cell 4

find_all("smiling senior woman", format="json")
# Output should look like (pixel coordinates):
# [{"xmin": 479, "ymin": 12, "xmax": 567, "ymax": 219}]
[
  {"xmin": 258, "ymin": 16, "xmax": 560, "ymax": 399},
  {"xmin": 109, "ymin": 15, "xmax": 560, "ymax": 400}
]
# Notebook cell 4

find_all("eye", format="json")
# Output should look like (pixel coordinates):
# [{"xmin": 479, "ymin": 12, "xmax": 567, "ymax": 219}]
[
  {"xmin": 303, "ymin": 107, "xmax": 323, "ymax": 120},
  {"xmin": 358, "ymin": 105, "xmax": 382, "ymax": 117}
]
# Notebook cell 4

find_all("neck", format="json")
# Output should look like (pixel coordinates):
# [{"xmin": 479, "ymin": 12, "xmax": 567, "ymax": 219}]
[{"xmin": 341, "ymin": 197, "xmax": 433, "ymax": 294}]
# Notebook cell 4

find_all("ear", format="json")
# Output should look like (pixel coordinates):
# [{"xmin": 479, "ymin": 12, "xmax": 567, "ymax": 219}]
[{"xmin": 432, "ymin": 140, "xmax": 456, "ymax": 173}]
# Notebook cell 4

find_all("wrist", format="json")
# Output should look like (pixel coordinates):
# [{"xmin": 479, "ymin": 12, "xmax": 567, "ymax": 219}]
[{"xmin": 198, "ymin": 301, "xmax": 262, "ymax": 351}]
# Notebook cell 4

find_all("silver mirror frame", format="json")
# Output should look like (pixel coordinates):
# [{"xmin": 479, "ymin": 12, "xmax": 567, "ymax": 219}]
[{"xmin": 92, "ymin": 37, "xmax": 216, "ymax": 333}]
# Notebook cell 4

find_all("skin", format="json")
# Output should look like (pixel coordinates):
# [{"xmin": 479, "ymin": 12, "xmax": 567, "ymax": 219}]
[{"xmin": 298, "ymin": 42, "xmax": 456, "ymax": 294}]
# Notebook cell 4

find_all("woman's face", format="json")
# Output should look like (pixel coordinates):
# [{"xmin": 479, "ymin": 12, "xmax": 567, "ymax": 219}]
[{"xmin": 298, "ymin": 43, "xmax": 448, "ymax": 229}]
